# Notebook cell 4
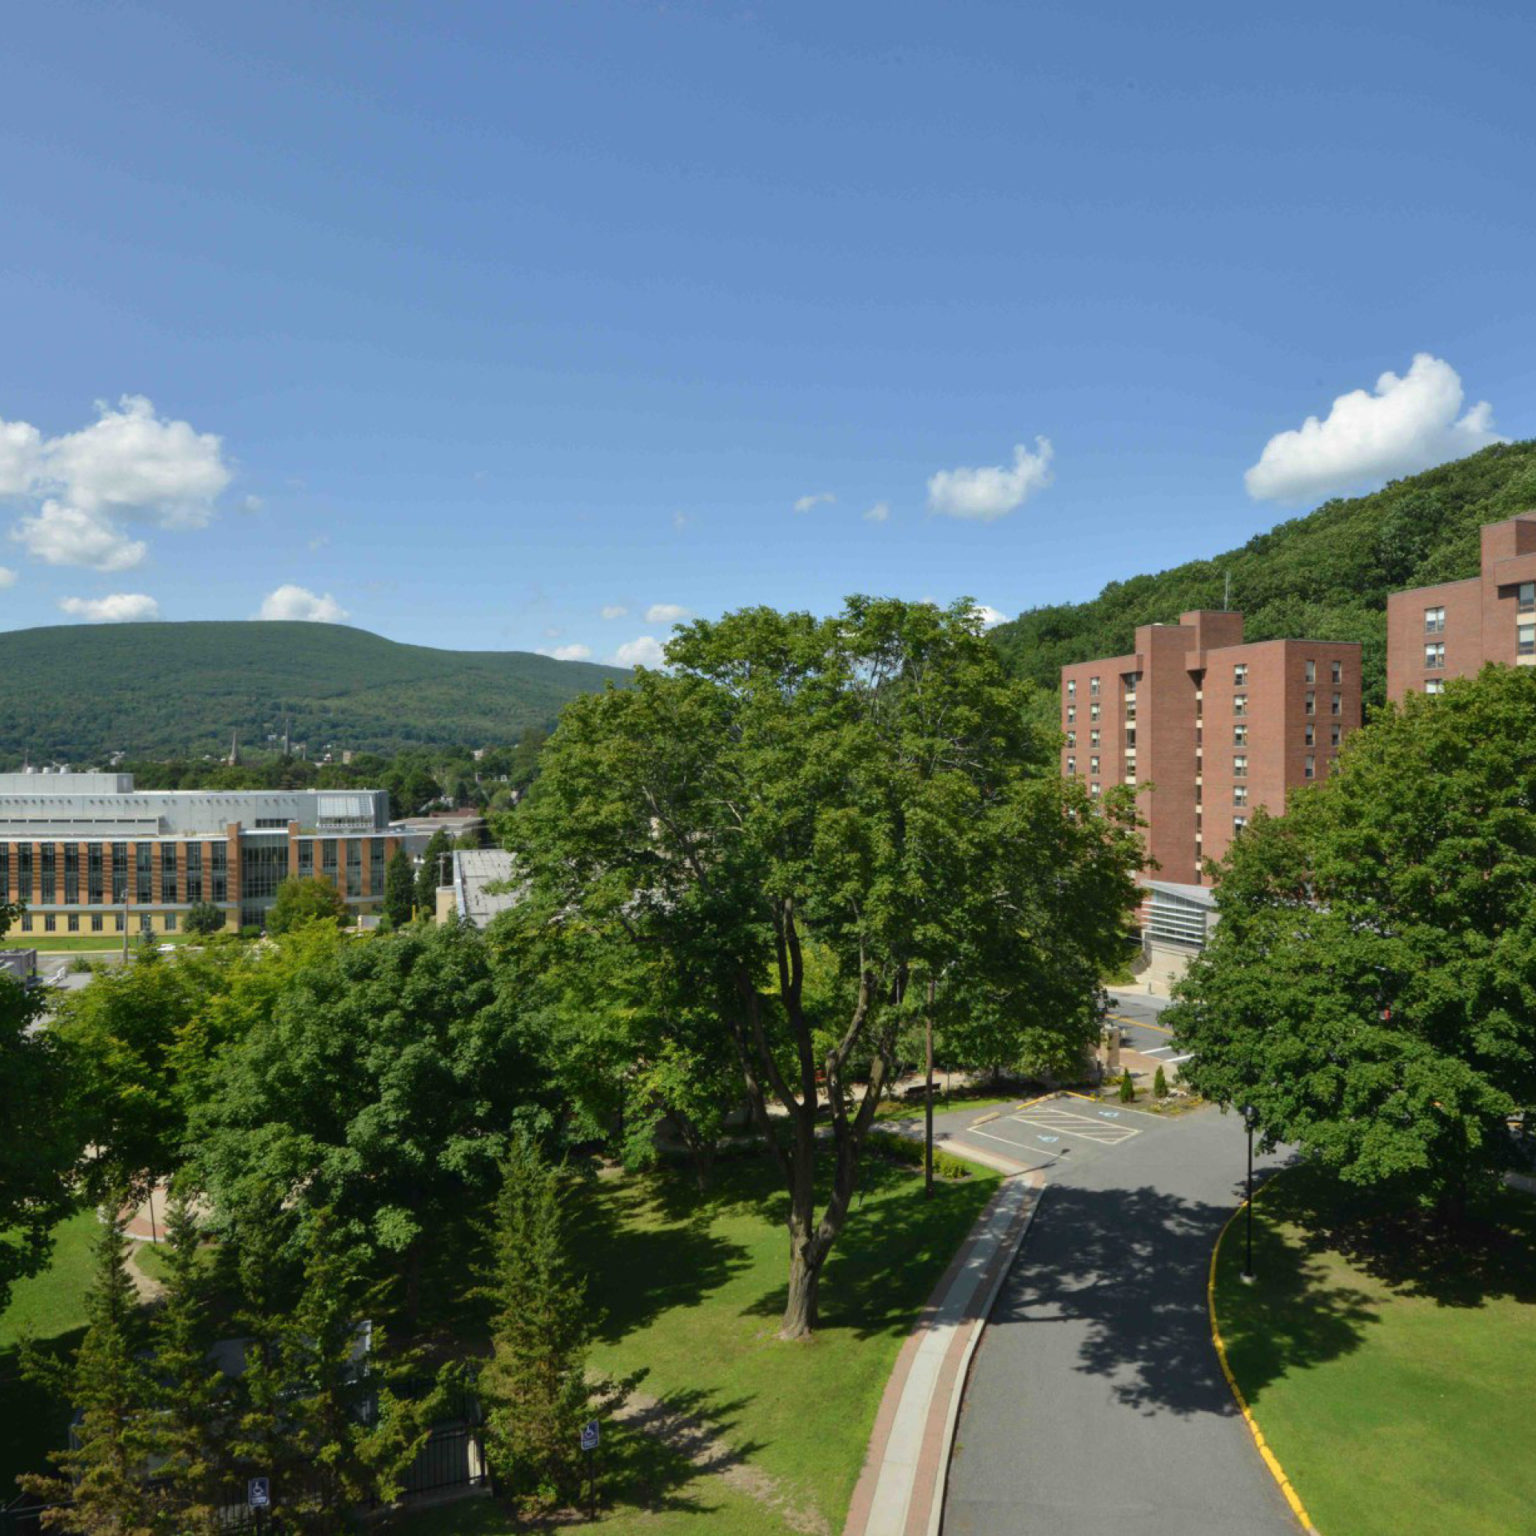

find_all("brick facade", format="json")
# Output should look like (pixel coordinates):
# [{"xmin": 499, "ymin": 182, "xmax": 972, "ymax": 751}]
[
  {"xmin": 1386, "ymin": 513, "xmax": 1536, "ymax": 701},
  {"xmin": 1062, "ymin": 611, "xmax": 1362, "ymax": 885}
]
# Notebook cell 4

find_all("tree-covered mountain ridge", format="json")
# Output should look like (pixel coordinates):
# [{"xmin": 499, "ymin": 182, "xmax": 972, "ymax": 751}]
[
  {"xmin": 0, "ymin": 620, "xmax": 628, "ymax": 763},
  {"xmin": 989, "ymin": 440, "xmax": 1536, "ymax": 714}
]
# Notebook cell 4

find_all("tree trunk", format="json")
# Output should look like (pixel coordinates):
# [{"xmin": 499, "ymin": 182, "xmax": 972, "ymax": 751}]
[{"xmin": 781, "ymin": 1232, "xmax": 821, "ymax": 1340}]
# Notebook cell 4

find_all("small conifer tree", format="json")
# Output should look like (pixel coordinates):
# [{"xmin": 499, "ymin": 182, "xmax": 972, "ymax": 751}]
[
  {"xmin": 480, "ymin": 1133, "xmax": 595, "ymax": 1509},
  {"xmin": 152, "ymin": 1194, "xmax": 230, "ymax": 1534},
  {"xmin": 1118, "ymin": 1069, "xmax": 1136, "ymax": 1103},
  {"xmin": 384, "ymin": 847, "xmax": 416, "ymax": 928},
  {"xmin": 21, "ymin": 1206, "xmax": 164, "ymax": 1533},
  {"xmin": 1153, "ymin": 1065, "xmax": 1169, "ymax": 1099}
]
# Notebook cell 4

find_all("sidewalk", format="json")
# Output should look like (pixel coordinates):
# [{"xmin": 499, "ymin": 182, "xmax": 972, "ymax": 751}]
[{"xmin": 843, "ymin": 1155, "xmax": 1043, "ymax": 1536}]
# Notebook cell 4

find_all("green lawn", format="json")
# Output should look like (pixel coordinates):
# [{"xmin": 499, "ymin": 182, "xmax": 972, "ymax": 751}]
[
  {"xmin": 398, "ymin": 1151, "xmax": 999, "ymax": 1535},
  {"xmin": 1213, "ymin": 1165, "xmax": 1536, "ymax": 1536},
  {"xmin": 10, "ymin": 933, "xmax": 201, "ymax": 954},
  {"xmin": 0, "ymin": 1207, "xmax": 100, "ymax": 1496}
]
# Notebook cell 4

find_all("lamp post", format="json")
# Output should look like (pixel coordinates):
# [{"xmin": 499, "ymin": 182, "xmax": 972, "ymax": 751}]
[
  {"xmin": 1240, "ymin": 1104, "xmax": 1256, "ymax": 1284},
  {"xmin": 924, "ymin": 976, "xmax": 936, "ymax": 1200}
]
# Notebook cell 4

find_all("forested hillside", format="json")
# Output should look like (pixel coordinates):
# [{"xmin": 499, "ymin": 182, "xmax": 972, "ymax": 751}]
[
  {"xmin": 0, "ymin": 621, "xmax": 627, "ymax": 762},
  {"xmin": 990, "ymin": 441, "xmax": 1536, "ymax": 715}
]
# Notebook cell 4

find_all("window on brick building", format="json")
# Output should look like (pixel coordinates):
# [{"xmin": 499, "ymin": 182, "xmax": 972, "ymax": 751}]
[
  {"xmin": 1305, "ymin": 659, "xmax": 1316, "ymax": 683},
  {"xmin": 1521, "ymin": 583, "xmax": 1535, "ymax": 615},
  {"xmin": 1305, "ymin": 754, "xmax": 1316, "ymax": 780},
  {"xmin": 1089, "ymin": 676, "xmax": 1100, "ymax": 696},
  {"xmin": 1233, "ymin": 664, "xmax": 1247, "ymax": 685},
  {"xmin": 1233, "ymin": 754, "xmax": 1247, "ymax": 777},
  {"xmin": 1331, "ymin": 659, "xmax": 1343, "ymax": 684},
  {"xmin": 1066, "ymin": 731, "xmax": 1076, "ymax": 749},
  {"xmin": 1066, "ymin": 704, "xmax": 1076, "ymax": 723},
  {"xmin": 1090, "ymin": 756, "xmax": 1100, "ymax": 775},
  {"xmin": 1305, "ymin": 690, "xmax": 1315, "ymax": 714},
  {"xmin": 1090, "ymin": 782, "xmax": 1101, "ymax": 799},
  {"xmin": 1305, "ymin": 723, "xmax": 1316, "ymax": 747},
  {"xmin": 1234, "ymin": 785, "xmax": 1248, "ymax": 806},
  {"xmin": 1067, "ymin": 678, "xmax": 1076, "ymax": 696},
  {"xmin": 1425, "ymin": 679, "xmax": 1445, "ymax": 695},
  {"xmin": 1090, "ymin": 729, "xmax": 1100, "ymax": 747},
  {"xmin": 1425, "ymin": 642, "xmax": 1445, "ymax": 669},
  {"xmin": 1425, "ymin": 606, "xmax": 1446, "ymax": 634},
  {"xmin": 1233, "ymin": 693, "xmax": 1246, "ymax": 716},
  {"xmin": 1331, "ymin": 723, "xmax": 1342, "ymax": 746},
  {"xmin": 1233, "ymin": 816, "xmax": 1248, "ymax": 834},
  {"xmin": 1331, "ymin": 692, "xmax": 1342, "ymax": 715},
  {"xmin": 1066, "ymin": 757, "xmax": 1076, "ymax": 776},
  {"xmin": 1520, "ymin": 621, "xmax": 1536, "ymax": 657},
  {"xmin": 1125, "ymin": 728, "xmax": 1136, "ymax": 748},
  {"xmin": 1233, "ymin": 724, "xmax": 1247, "ymax": 746},
  {"xmin": 1090, "ymin": 703, "xmax": 1100, "ymax": 721}
]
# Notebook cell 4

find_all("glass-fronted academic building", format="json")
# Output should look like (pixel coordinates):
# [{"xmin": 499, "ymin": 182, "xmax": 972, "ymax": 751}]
[{"xmin": 0, "ymin": 770, "xmax": 401, "ymax": 936}]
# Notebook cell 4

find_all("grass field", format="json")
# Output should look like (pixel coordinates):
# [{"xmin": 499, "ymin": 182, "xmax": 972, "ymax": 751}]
[
  {"xmin": 1213, "ymin": 1164, "xmax": 1536, "ymax": 1536},
  {"xmin": 0, "ymin": 1207, "xmax": 100, "ymax": 1497}
]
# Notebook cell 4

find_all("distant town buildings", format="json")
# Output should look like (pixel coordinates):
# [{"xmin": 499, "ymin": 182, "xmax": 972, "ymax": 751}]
[
  {"xmin": 1387, "ymin": 511, "xmax": 1536, "ymax": 702},
  {"xmin": 0, "ymin": 769, "xmax": 403, "ymax": 937}
]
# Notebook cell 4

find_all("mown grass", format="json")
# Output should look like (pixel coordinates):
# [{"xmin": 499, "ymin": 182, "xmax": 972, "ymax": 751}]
[
  {"xmin": 1213, "ymin": 1164, "xmax": 1536, "ymax": 1536},
  {"xmin": 0, "ymin": 1207, "xmax": 100, "ymax": 1496}
]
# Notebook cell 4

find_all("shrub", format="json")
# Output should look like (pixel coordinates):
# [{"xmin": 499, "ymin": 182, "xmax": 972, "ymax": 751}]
[
  {"xmin": 1153, "ymin": 1065, "xmax": 1169, "ymax": 1099},
  {"xmin": 866, "ymin": 1129, "xmax": 973, "ymax": 1180},
  {"xmin": 1118, "ymin": 1069, "xmax": 1136, "ymax": 1103}
]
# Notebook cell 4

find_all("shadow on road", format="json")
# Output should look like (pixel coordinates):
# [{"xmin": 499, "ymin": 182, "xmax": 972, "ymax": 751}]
[{"xmin": 993, "ymin": 1177, "xmax": 1376, "ymax": 1416}]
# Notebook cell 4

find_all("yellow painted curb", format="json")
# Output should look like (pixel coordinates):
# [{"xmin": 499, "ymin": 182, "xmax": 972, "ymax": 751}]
[
  {"xmin": 970, "ymin": 1110, "xmax": 1002, "ymax": 1127},
  {"xmin": 1110, "ymin": 1012, "xmax": 1173, "ymax": 1036},
  {"xmin": 1208, "ymin": 1194, "xmax": 1321, "ymax": 1535}
]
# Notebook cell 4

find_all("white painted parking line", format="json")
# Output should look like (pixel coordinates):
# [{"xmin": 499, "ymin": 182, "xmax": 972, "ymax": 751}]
[
  {"xmin": 1009, "ymin": 1105, "xmax": 1144, "ymax": 1147},
  {"xmin": 1163, "ymin": 1053, "xmax": 1195, "ymax": 1065},
  {"xmin": 1142, "ymin": 1045, "xmax": 1176, "ymax": 1056}
]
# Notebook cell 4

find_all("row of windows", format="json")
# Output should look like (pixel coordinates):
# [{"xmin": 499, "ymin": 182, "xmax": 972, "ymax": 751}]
[
  {"xmin": 16, "ymin": 911, "xmax": 171, "ymax": 934},
  {"xmin": 0, "ymin": 837, "xmax": 388, "ymax": 905},
  {"xmin": 1069, "ymin": 667, "xmax": 1346, "ymax": 721}
]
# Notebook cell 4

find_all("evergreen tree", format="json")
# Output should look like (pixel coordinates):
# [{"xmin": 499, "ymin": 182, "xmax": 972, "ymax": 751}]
[
  {"xmin": 1118, "ymin": 1069, "xmax": 1136, "ymax": 1103},
  {"xmin": 383, "ymin": 847, "xmax": 415, "ymax": 927},
  {"xmin": 21, "ymin": 1208, "xmax": 164, "ymax": 1534},
  {"xmin": 1153, "ymin": 1065, "xmax": 1169, "ymax": 1099},
  {"xmin": 414, "ymin": 831, "xmax": 452, "ymax": 916},
  {"xmin": 480, "ymin": 1135, "xmax": 594, "ymax": 1509},
  {"xmin": 151, "ymin": 1196, "xmax": 230, "ymax": 1535}
]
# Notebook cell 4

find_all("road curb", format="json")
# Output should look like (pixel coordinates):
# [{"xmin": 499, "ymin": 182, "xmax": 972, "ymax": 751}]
[{"xmin": 1208, "ymin": 1190, "xmax": 1320, "ymax": 1535}]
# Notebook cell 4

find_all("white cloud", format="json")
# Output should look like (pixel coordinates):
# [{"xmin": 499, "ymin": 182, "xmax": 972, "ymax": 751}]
[
  {"xmin": 241, "ymin": 495, "xmax": 264, "ymax": 514},
  {"xmin": 12, "ymin": 500, "xmax": 147, "ymax": 570},
  {"xmin": 974, "ymin": 604, "xmax": 1009, "ymax": 629},
  {"xmin": 672, "ymin": 511, "xmax": 690, "ymax": 531},
  {"xmin": 1246, "ymin": 354, "xmax": 1505, "ymax": 503},
  {"xmin": 0, "ymin": 566, "xmax": 16, "ymax": 588},
  {"xmin": 794, "ymin": 491, "xmax": 836, "ymax": 513},
  {"xmin": 645, "ymin": 602, "xmax": 692, "ymax": 624},
  {"xmin": 600, "ymin": 604, "xmax": 628, "ymax": 620},
  {"xmin": 538, "ymin": 643, "xmax": 593, "ymax": 662},
  {"xmin": 257, "ymin": 584, "xmax": 349, "ymax": 623},
  {"xmin": 58, "ymin": 592, "xmax": 161, "ymax": 623},
  {"xmin": 928, "ymin": 437, "xmax": 1054, "ymax": 521},
  {"xmin": 863, "ymin": 501, "xmax": 890, "ymax": 523},
  {"xmin": 612, "ymin": 635, "xmax": 666, "ymax": 669},
  {"xmin": 1, "ymin": 395, "xmax": 234, "ymax": 568}
]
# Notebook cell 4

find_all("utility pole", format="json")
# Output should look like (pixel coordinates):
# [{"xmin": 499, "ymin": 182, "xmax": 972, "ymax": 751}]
[{"xmin": 924, "ymin": 975, "xmax": 936, "ymax": 1200}]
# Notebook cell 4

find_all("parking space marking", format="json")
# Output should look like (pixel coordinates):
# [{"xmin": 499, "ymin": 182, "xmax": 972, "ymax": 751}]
[{"xmin": 1010, "ymin": 1104, "xmax": 1144, "ymax": 1146}]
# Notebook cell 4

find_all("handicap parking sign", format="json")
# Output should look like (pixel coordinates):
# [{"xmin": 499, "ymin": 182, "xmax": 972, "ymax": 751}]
[
  {"xmin": 248, "ymin": 1477, "xmax": 271, "ymax": 1509},
  {"xmin": 580, "ymin": 1421, "xmax": 601, "ymax": 1452}
]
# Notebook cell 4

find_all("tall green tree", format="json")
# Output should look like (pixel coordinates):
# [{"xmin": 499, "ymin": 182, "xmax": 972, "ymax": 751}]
[
  {"xmin": 415, "ymin": 830, "xmax": 452, "ymax": 916},
  {"xmin": 192, "ymin": 923, "xmax": 546, "ymax": 1318},
  {"xmin": 1167, "ymin": 665, "xmax": 1536, "ymax": 1214},
  {"xmin": 510, "ymin": 598, "xmax": 1141, "ymax": 1336},
  {"xmin": 150, "ymin": 1196, "xmax": 230, "ymax": 1534},
  {"xmin": 266, "ymin": 875, "xmax": 350, "ymax": 935},
  {"xmin": 182, "ymin": 902, "xmax": 226, "ymax": 938},
  {"xmin": 383, "ymin": 847, "xmax": 416, "ymax": 927},
  {"xmin": 0, "ymin": 900, "xmax": 84, "ymax": 1314},
  {"xmin": 480, "ymin": 1134, "xmax": 595, "ymax": 1509},
  {"xmin": 21, "ymin": 1209, "xmax": 163, "ymax": 1534}
]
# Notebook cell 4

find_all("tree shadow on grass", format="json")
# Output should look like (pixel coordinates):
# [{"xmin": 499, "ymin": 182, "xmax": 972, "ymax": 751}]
[
  {"xmin": 989, "ymin": 1178, "xmax": 1379, "ymax": 1418},
  {"xmin": 1263, "ymin": 1164, "xmax": 1536, "ymax": 1310},
  {"xmin": 740, "ymin": 1159, "xmax": 1000, "ymax": 1342},
  {"xmin": 0, "ymin": 1328, "xmax": 84, "ymax": 1498},
  {"xmin": 572, "ymin": 1176, "xmax": 753, "ymax": 1347}
]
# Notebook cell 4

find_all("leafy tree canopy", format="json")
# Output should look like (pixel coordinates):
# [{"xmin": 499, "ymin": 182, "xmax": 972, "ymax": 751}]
[
  {"xmin": 267, "ymin": 875, "xmax": 351, "ymax": 935},
  {"xmin": 1166, "ymin": 664, "xmax": 1536, "ymax": 1210}
]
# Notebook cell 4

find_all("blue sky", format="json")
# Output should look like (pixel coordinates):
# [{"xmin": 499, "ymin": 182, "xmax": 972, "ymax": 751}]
[{"xmin": 0, "ymin": 0, "xmax": 1531, "ymax": 665}]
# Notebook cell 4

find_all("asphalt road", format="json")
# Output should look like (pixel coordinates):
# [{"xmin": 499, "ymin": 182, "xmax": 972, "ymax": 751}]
[{"xmin": 938, "ymin": 1098, "xmax": 1298, "ymax": 1536}]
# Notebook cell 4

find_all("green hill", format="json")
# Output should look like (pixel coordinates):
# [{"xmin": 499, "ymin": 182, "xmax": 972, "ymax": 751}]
[
  {"xmin": 0, "ymin": 621, "xmax": 629, "ymax": 762},
  {"xmin": 990, "ymin": 441, "xmax": 1536, "ymax": 715}
]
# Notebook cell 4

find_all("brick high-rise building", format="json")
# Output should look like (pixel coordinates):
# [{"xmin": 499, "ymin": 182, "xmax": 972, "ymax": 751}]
[
  {"xmin": 1386, "ymin": 512, "xmax": 1536, "ymax": 702},
  {"xmin": 1061, "ymin": 612, "xmax": 1362, "ymax": 886}
]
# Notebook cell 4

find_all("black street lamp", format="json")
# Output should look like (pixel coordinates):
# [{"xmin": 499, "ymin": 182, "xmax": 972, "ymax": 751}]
[{"xmin": 1240, "ymin": 1103, "xmax": 1256, "ymax": 1284}]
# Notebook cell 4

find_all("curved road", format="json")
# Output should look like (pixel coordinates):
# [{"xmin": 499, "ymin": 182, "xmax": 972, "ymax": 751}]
[{"xmin": 938, "ymin": 1094, "xmax": 1298, "ymax": 1536}]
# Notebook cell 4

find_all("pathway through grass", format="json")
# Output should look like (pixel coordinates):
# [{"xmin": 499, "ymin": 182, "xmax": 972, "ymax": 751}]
[{"xmin": 1213, "ymin": 1164, "xmax": 1536, "ymax": 1536}]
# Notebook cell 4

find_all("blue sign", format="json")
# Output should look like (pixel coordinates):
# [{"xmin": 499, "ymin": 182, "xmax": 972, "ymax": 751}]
[
  {"xmin": 1037, "ymin": 1135, "xmax": 1059, "ymax": 1144},
  {"xmin": 248, "ymin": 1477, "xmax": 271, "ymax": 1510},
  {"xmin": 581, "ymin": 1421, "xmax": 601, "ymax": 1452}
]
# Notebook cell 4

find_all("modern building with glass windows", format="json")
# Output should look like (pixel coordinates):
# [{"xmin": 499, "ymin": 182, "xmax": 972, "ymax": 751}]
[
  {"xmin": 0, "ymin": 771, "xmax": 400, "ymax": 937},
  {"xmin": 1386, "ymin": 512, "xmax": 1536, "ymax": 701}
]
